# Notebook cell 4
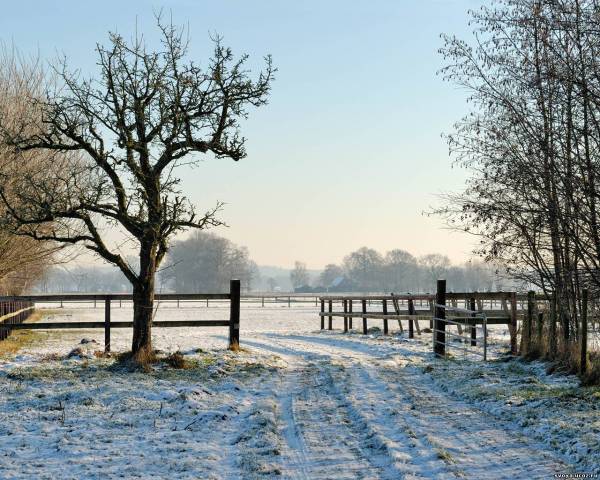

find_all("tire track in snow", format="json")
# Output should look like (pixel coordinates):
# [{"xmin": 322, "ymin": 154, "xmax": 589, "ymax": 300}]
[
  {"xmin": 278, "ymin": 377, "xmax": 311, "ymax": 480},
  {"xmin": 370, "ymin": 361, "xmax": 567, "ymax": 479},
  {"xmin": 276, "ymin": 363, "xmax": 388, "ymax": 479},
  {"xmin": 248, "ymin": 335, "xmax": 444, "ymax": 479},
  {"xmin": 247, "ymin": 332, "xmax": 568, "ymax": 479}
]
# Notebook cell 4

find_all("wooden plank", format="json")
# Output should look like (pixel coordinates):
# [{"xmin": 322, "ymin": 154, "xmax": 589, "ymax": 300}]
[
  {"xmin": 319, "ymin": 291, "xmax": 519, "ymax": 302},
  {"xmin": 549, "ymin": 291, "xmax": 557, "ymax": 357},
  {"xmin": 470, "ymin": 297, "xmax": 476, "ymax": 346},
  {"xmin": 434, "ymin": 280, "xmax": 446, "ymax": 357},
  {"xmin": 104, "ymin": 298, "xmax": 111, "ymax": 353},
  {"xmin": 383, "ymin": 299, "xmax": 388, "ymax": 335},
  {"xmin": 320, "ymin": 294, "xmax": 435, "ymax": 301},
  {"xmin": 407, "ymin": 298, "xmax": 415, "ymax": 338},
  {"xmin": 2, "ymin": 293, "xmax": 231, "ymax": 302},
  {"xmin": 510, "ymin": 292, "xmax": 518, "ymax": 355},
  {"xmin": 12, "ymin": 320, "xmax": 230, "ymax": 330},
  {"xmin": 343, "ymin": 300, "xmax": 348, "ymax": 333},
  {"xmin": 0, "ymin": 306, "xmax": 35, "ymax": 324},
  {"xmin": 581, "ymin": 289, "xmax": 588, "ymax": 375},
  {"xmin": 348, "ymin": 299, "xmax": 353, "ymax": 330},
  {"xmin": 317, "ymin": 312, "xmax": 448, "ymax": 320},
  {"xmin": 362, "ymin": 299, "xmax": 367, "ymax": 334},
  {"xmin": 229, "ymin": 280, "xmax": 241, "ymax": 349},
  {"xmin": 390, "ymin": 294, "xmax": 404, "ymax": 334}
]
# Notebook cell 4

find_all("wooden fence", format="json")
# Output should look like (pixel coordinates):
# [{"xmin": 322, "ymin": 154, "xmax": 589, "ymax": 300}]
[
  {"xmin": 319, "ymin": 282, "xmax": 596, "ymax": 367},
  {"xmin": 29, "ymin": 293, "xmax": 325, "ymax": 309},
  {"xmin": 0, "ymin": 300, "xmax": 35, "ymax": 341},
  {"xmin": 0, "ymin": 280, "xmax": 241, "ymax": 352},
  {"xmin": 319, "ymin": 288, "xmax": 520, "ymax": 355}
]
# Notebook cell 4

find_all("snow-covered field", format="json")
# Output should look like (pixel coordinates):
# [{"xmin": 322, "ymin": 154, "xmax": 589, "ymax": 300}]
[{"xmin": 0, "ymin": 303, "xmax": 598, "ymax": 479}]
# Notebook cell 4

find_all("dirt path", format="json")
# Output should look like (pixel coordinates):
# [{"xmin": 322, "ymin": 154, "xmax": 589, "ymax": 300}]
[{"xmin": 244, "ymin": 332, "xmax": 568, "ymax": 479}]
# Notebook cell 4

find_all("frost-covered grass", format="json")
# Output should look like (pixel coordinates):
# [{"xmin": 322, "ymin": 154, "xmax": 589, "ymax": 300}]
[
  {"xmin": 0, "ymin": 347, "xmax": 284, "ymax": 479},
  {"xmin": 427, "ymin": 355, "xmax": 600, "ymax": 473},
  {"xmin": 0, "ymin": 303, "xmax": 596, "ymax": 478}
]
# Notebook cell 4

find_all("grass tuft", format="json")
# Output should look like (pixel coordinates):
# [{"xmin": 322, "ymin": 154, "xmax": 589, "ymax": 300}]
[{"xmin": 164, "ymin": 351, "xmax": 189, "ymax": 369}]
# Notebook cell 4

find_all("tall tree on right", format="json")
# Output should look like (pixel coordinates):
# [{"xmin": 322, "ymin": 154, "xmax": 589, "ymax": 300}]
[{"xmin": 438, "ymin": 0, "xmax": 600, "ymax": 344}]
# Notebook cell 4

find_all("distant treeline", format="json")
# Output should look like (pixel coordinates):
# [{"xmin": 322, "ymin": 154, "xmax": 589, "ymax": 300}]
[
  {"xmin": 288, "ymin": 247, "xmax": 514, "ymax": 293},
  {"xmin": 33, "ymin": 236, "xmax": 511, "ymax": 294},
  {"xmin": 34, "ymin": 232, "xmax": 258, "ymax": 294}
]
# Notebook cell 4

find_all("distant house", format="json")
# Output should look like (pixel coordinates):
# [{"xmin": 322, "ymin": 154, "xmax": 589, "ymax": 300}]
[
  {"xmin": 294, "ymin": 284, "xmax": 315, "ymax": 293},
  {"xmin": 328, "ymin": 276, "xmax": 357, "ymax": 293}
]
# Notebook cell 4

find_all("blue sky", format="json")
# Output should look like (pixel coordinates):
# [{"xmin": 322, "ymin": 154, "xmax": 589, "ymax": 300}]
[{"xmin": 0, "ymin": 0, "xmax": 485, "ymax": 268}]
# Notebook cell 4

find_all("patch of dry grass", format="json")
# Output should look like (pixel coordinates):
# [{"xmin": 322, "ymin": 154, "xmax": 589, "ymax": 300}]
[
  {"xmin": 0, "ymin": 309, "xmax": 58, "ymax": 358},
  {"xmin": 164, "ymin": 351, "xmax": 188, "ymax": 369},
  {"xmin": 582, "ymin": 352, "xmax": 600, "ymax": 386}
]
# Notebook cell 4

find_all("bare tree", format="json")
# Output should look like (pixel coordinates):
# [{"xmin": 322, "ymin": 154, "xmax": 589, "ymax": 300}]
[
  {"xmin": 290, "ymin": 261, "xmax": 309, "ymax": 289},
  {"xmin": 318, "ymin": 263, "xmax": 343, "ymax": 289},
  {"xmin": 0, "ymin": 20, "xmax": 274, "ymax": 362},
  {"xmin": 438, "ymin": 0, "xmax": 600, "ymax": 362},
  {"xmin": 0, "ymin": 47, "xmax": 60, "ymax": 294},
  {"xmin": 163, "ymin": 231, "xmax": 257, "ymax": 293},
  {"xmin": 343, "ymin": 247, "xmax": 384, "ymax": 291},
  {"xmin": 419, "ymin": 254, "xmax": 450, "ymax": 288}
]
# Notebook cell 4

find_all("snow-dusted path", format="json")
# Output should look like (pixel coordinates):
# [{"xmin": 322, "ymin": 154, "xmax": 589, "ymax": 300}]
[
  {"xmin": 1, "ymin": 305, "xmax": 585, "ymax": 478},
  {"xmin": 244, "ymin": 332, "xmax": 567, "ymax": 479}
]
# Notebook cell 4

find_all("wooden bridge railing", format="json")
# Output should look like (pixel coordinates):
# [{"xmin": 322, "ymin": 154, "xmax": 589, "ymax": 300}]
[{"xmin": 0, "ymin": 280, "xmax": 241, "ymax": 353}]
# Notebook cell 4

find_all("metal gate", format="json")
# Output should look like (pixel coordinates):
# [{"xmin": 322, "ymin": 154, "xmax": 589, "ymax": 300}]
[{"xmin": 433, "ymin": 302, "xmax": 488, "ymax": 361}]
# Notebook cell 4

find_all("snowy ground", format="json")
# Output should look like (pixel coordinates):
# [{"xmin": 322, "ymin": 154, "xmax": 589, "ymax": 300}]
[{"xmin": 0, "ymin": 303, "xmax": 598, "ymax": 479}]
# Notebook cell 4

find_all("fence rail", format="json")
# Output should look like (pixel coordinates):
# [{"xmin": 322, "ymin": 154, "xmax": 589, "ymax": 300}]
[
  {"xmin": 0, "ymin": 280, "xmax": 241, "ymax": 352},
  {"xmin": 0, "ymin": 301, "xmax": 35, "ymax": 341},
  {"xmin": 318, "ymin": 287, "xmax": 518, "ymax": 355},
  {"xmin": 317, "ymin": 282, "xmax": 595, "ymax": 366}
]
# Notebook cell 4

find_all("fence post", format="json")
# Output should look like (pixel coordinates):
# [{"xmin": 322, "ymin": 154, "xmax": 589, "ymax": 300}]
[
  {"xmin": 550, "ymin": 291, "xmax": 557, "ymax": 358},
  {"xmin": 362, "ymin": 299, "xmax": 368, "ymax": 334},
  {"xmin": 328, "ymin": 300, "xmax": 333, "ymax": 330},
  {"xmin": 382, "ymin": 299, "xmax": 389, "ymax": 335},
  {"xmin": 434, "ymin": 279, "xmax": 446, "ymax": 357},
  {"xmin": 0, "ymin": 302, "xmax": 4, "ymax": 341},
  {"xmin": 229, "ymin": 280, "xmax": 241, "ymax": 350},
  {"xmin": 343, "ymin": 299, "xmax": 348, "ymax": 333},
  {"xmin": 580, "ymin": 289, "xmax": 588, "ymax": 375},
  {"xmin": 104, "ymin": 297, "xmax": 111, "ymax": 353},
  {"xmin": 288, "ymin": 296, "xmax": 291, "ymax": 308},
  {"xmin": 320, "ymin": 299, "xmax": 325, "ymax": 330},
  {"xmin": 510, "ymin": 292, "xmax": 518, "ymax": 355},
  {"xmin": 262, "ymin": 296, "xmax": 265, "ymax": 308},
  {"xmin": 348, "ymin": 300, "xmax": 353, "ymax": 330},
  {"xmin": 428, "ymin": 299, "xmax": 434, "ymax": 329},
  {"xmin": 523, "ymin": 290, "xmax": 535, "ymax": 355},
  {"xmin": 470, "ymin": 297, "xmax": 477, "ymax": 347},
  {"xmin": 408, "ymin": 298, "xmax": 414, "ymax": 338}
]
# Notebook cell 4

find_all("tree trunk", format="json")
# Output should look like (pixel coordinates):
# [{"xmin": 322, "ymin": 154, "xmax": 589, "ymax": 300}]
[{"xmin": 131, "ymin": 244, "xmax": 157, "ymax": 362}]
